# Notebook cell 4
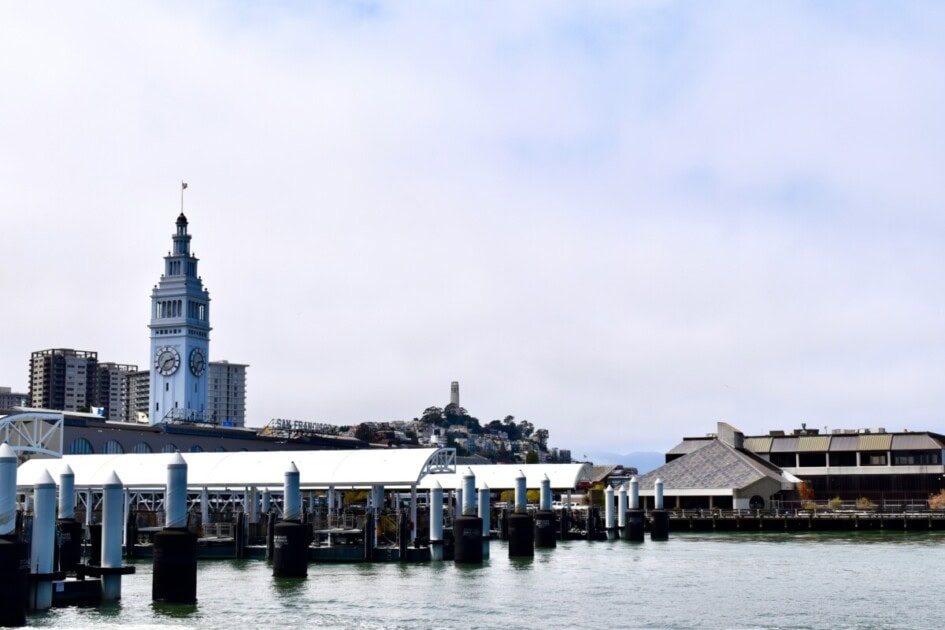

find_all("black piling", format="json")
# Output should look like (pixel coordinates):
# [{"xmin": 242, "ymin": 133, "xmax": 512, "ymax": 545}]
[
  {"xmin": 508, "ymin": 512, "xmax": 535, "ymax": 557},
  {"xmin": 88, "ymin": 523, "xmax": 102, "ymax": 566},
  {"xmin": 558, "ymin": 509, "xmax": 570, "ymax": 540},
  {"xmin": 650, "ymin": 509, "xmax": 669, "ymax": 541},
  {"xmin": 265, "ymin": 512, "xmax": 275, "ymax": 560},
  {"xmin": 363, "ymin": 512, "xmax": 375, "ymax": 562},
  {"xmin": 272, "ymin": 519, "xmax": 307, "ymax": 577},
  {"xmin": 534, "ymin": 510, "xmax": 557, "ymax": 548},
  {"xmin": 235, "ymin": 512, "xmax": 246, "ymax": 559},
  {"xmin": 57, "ymin": 519, "xmax": 83, "ymax": 573},
  {"xmin": 626, "ymin": 509, "xmax": 645, "ymax": 542},
  {"xmin": 453, "ymin": 515, "xmax": 483, "ymax": 564},
  {"xmin": 152, "ymin": 527, "xmax": 198, "ymax": 603},
  {"xmin": 0, "ymin": 534, "xmax": 29, "ymax": 627}
]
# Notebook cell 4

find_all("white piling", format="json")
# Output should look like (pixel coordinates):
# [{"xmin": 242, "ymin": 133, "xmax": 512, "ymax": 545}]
[
  {"xmin": 655, "ymin": 478, "xmax": 664, "ymax": 510},
  {"xmin": 58, "ymin": 464, "xmax": 75, "ymax": 520},
  {"xmin": 478, "ymin": 484, "xmax": 490, "ymax": 559},
  {"xmin": 604, "ymin": 485, "xmax": 616, "ymax": 539},
  {"xmin": 462, "ymin": 469, "xmax": 477, "ymax": 516},
  {"xmin": 0, "ymin": 443, "xmax": 17, "ymax": 535},
  {"xmin": 430, "ymin": 482, "xmax": 444, "ymax": 561},
  {"xmin": 515, "ymin": 470, "xmax": 527, "ymax": 513},
  {"xmin": 617, "ymin": 484, "xmax": 627, "ymax": 529},
  {"xmin": 262, "ymin": 488, "xmax": 271, "ymax": 514},
  {"xmin": 540, "ymin": 474, "xmax": 552, "ymax": 511},
  {"xmin": 166, "ymin": 452, "xmax": 188, "ymax": 529},
  {"xmin": 284, "ymin": 462, "xmax": 301, "ymax": 521},
  {"xmin": 629, "ymin": 476, "xmax": 639, "ymax": 509},
  {"xmin": 101, "ymin": 471, "xmax": 124, "ymax": 600},
  {"xmin": 29, "ymin": 469, "xmax": 56, "ymax": 610}
]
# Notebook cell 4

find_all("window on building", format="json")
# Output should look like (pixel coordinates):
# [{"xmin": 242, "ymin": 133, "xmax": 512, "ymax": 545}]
[
  {"xmin": 161, "ymin": 444, "xmax": 178, "ymax": 453},
  {"xmin": 68, "ymin": 437, "xmax": 94, "ymax": 454},
  {"xmin": 893, "ymin": 450, "xmax": 942, "ymax": 466},
  {"xmin": 102, "ymin": 440, "xmax": 125, "ymax": 454},
  {"xmin": 770, "ymin": 452, "xmax": 797, "ymax": 467},
  {"xmin": 861, "ymin": 452, "xmax": 888, "ymax": 466},
  {"xmin": 190, "ymin": 445, "xmax": 204, "ymax": 453},
  {"xmin": 132, "ymin": 442, "xmax": 153, "ymax": 454},
  {"xmin": 830, "ymin": 452, "xmax": 857, "ymax": 467},
  {"xmin": 798, "ymin": 453, "xmax": 827, "ymax": 467}
]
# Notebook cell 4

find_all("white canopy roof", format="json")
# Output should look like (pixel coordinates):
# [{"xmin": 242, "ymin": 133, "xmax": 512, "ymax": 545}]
[
  {"xmin": 15, "ymin": 448, "xmax": 456, "ymax": 490},
  {"xmin": 416, "ymin": 463, "xmax": 592, "ymax": 491}
]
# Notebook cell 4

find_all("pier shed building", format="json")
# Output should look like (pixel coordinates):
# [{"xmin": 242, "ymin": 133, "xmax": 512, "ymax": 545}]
[
  {"xmin": 639, "ymin": 423, "xmax": 797, "ymax": 511},
  {"xmin": 667, "ymin": 424, "xmax": 945, "ymax": 505}
]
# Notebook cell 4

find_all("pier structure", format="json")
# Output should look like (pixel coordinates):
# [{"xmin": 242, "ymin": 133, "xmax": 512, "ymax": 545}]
[{"xmin": 17, "ymin": 447, "xmax": 460, "ymax": 562}]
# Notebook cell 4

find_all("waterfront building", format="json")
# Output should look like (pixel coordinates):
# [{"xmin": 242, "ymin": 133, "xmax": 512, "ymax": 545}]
[
  {"xmin": 0, "ymin": 386, "xmax": 28, "ymax": 410},
  {"xmin": 148, "ymin": 213, "xmax": 211, "ymax": 425},
  {"xmin": 29, "ymin": 348, "xmax": 98, "ymax": 412},
  {"xmin": 208, "ymin": 360, "xmax": 248, "ymax": 427},
  {"xmin": 664, "ymin": 422, "xmax": 945, "ymax": 505}
]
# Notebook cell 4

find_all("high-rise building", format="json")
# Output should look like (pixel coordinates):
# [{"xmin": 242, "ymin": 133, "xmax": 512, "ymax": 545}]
[
  {"xmin": 95, "ymin": 362, "xmax": 137, "ymax": 421},
  {"xmin": 0, "ymin": 386, "xmax": 28, "ymax": 409},
  {"xmin": 148, "ymin": 213, "xmax": 212, "ymax": 424},
  {"xmin": 29, "ymin": 349, "xmax": 98, "ymax": 411},
  {"xmin": 125, "ymin": 370, "xmax": 151, "ymax": 423},
  {"xmin": 207, "ymin": 360, "xmax": 248, "ymax": 427}
]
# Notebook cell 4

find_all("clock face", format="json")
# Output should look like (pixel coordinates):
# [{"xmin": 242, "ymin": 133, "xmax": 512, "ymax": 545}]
[
  {"xmin": 154, "ymin": 346, "xmax": 180, "ymax": 376},
  {"xmin": 189, "ymin": 348, "xmax": 206, "ymax": 376}
]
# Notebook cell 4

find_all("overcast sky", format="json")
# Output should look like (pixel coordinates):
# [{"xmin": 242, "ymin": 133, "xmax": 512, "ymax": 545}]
[{"xmin": 3, "ymin": 2, "xmax": 945, "ymax": 455}]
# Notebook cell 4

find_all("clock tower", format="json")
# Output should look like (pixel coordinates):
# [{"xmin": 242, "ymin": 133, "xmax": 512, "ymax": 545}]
[{"xmin": 148, "ymin": 213, "xmax": 211, "ymax": 424}]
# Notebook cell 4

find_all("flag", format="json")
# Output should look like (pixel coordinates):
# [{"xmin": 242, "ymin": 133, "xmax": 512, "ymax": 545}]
[{"xmin": 181, "ymin": 182, "xmax": 188, "ymax": 190}]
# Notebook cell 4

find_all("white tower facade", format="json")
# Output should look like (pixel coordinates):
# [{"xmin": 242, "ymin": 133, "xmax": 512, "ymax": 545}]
[
  {"xmin": 148, "ymin": 213, "xmax": 211, "ymax": 424},
  {"xmin": 450, "ymin": 381, "xmax": 460, "ymax": 407}
]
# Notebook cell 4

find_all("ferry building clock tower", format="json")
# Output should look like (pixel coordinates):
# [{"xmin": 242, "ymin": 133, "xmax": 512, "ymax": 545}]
[{"xmin": 148, "ymin": 213, "xmax": 211, "ymax": 424}]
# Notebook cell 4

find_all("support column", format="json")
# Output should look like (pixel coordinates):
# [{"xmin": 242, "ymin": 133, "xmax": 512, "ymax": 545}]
[
  {"xmin": 626, "ymin": 477, "xmax": 644, "ymax": 542},
  {"xmin": 604, "ymin": 485, "xmax": 616, "ymax": 540},
  {"xmin": 57, "ymin": 464, "xmax": 82, "ymax": 573},
  {"xmin": 101, "ymin": 472, "xmax": 124, "ymax": 600},
  {"xmin": 153, "ymin": 452, "xmax": 197, "ymax": 603},
  {"xmin": 508, "ymin": 470, "xmax": 534, "ymax": 557},
  {"xmin": 454, "ymin": 470, "xmax": 482, "ymax": 564},
  {"xmin": 29, "ymin": 469, "xmax": 56, "ymax": 611},
  {"xmin": 650, "ymin": 478, "xmax": 669, "ymax": 541},
  {"xmin": 272, "ymin": 462, "xmax": 306, "ymax": 578},
  {"xmin": 0, "ymin": 443, "xmax": 28, "ymax": 627},
  {"xmin": 430, "ymin": 483, "xmax": 444, "ymax": 561},
  {"xmin": 535, "ymin": 474, "xmax": 556, "ymax": 548},
  {"xmin": 478, "ymin": 484, "xmax": 491, "ymax": 559}
]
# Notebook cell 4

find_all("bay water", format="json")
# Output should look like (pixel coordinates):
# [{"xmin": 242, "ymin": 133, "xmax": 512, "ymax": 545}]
[{"xmin": 25, "ymin": 531, "xmax": 945, "ymax": 629}]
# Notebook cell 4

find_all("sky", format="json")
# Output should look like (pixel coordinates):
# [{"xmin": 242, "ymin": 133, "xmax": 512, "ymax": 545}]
[{"xmin": 3, "ymin": 2, "xmax": 945, "ymax": 456}]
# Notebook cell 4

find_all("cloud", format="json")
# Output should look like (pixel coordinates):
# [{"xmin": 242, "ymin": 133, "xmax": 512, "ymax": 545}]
[{"xmin": 3, "ymin": 2, "xmax": 945, "ymax": 453}]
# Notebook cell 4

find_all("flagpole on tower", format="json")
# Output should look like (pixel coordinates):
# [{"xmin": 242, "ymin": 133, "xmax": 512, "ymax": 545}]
[{"xmin": 181, "ymin": 181, "xmax": 188, "ymax": 213}]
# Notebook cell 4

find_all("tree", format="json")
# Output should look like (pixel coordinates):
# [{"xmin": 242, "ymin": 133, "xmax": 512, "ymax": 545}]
[
  {"xmin": 518, "ymin": 420, "xmax": 534, "ymax": 438},
  {"xmin": 354, "ymin": 423, "xmax": 375, "ymax": 443},
  {"xmin": 535, "ymin": 428, "xmax": 549, "ymax": 450},
  {"xmin": 525, "ymin": 450, "xmax": 539, "ymax": 464}
]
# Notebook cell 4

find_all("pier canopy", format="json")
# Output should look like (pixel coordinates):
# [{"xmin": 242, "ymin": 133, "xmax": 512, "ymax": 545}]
[
  {"xmin": 0, "ymin": 410, "xmax": 64, "ymax": 460},
  {"xmin": 15, "ymin": 447, "xmax": 456, "ymax": 490},
  {"xmin": 416, "ymin": 463, "xmax": 592, "ymax": 491}
]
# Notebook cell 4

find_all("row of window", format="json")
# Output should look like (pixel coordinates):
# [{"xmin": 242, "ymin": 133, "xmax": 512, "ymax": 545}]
[
  {"xmin": 67, "ymin": 437, "xmax": 227, "ymax": 455},
  {"xmin": 770, "ymin": 450, "xmax": 943, "ymax": 468}
]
